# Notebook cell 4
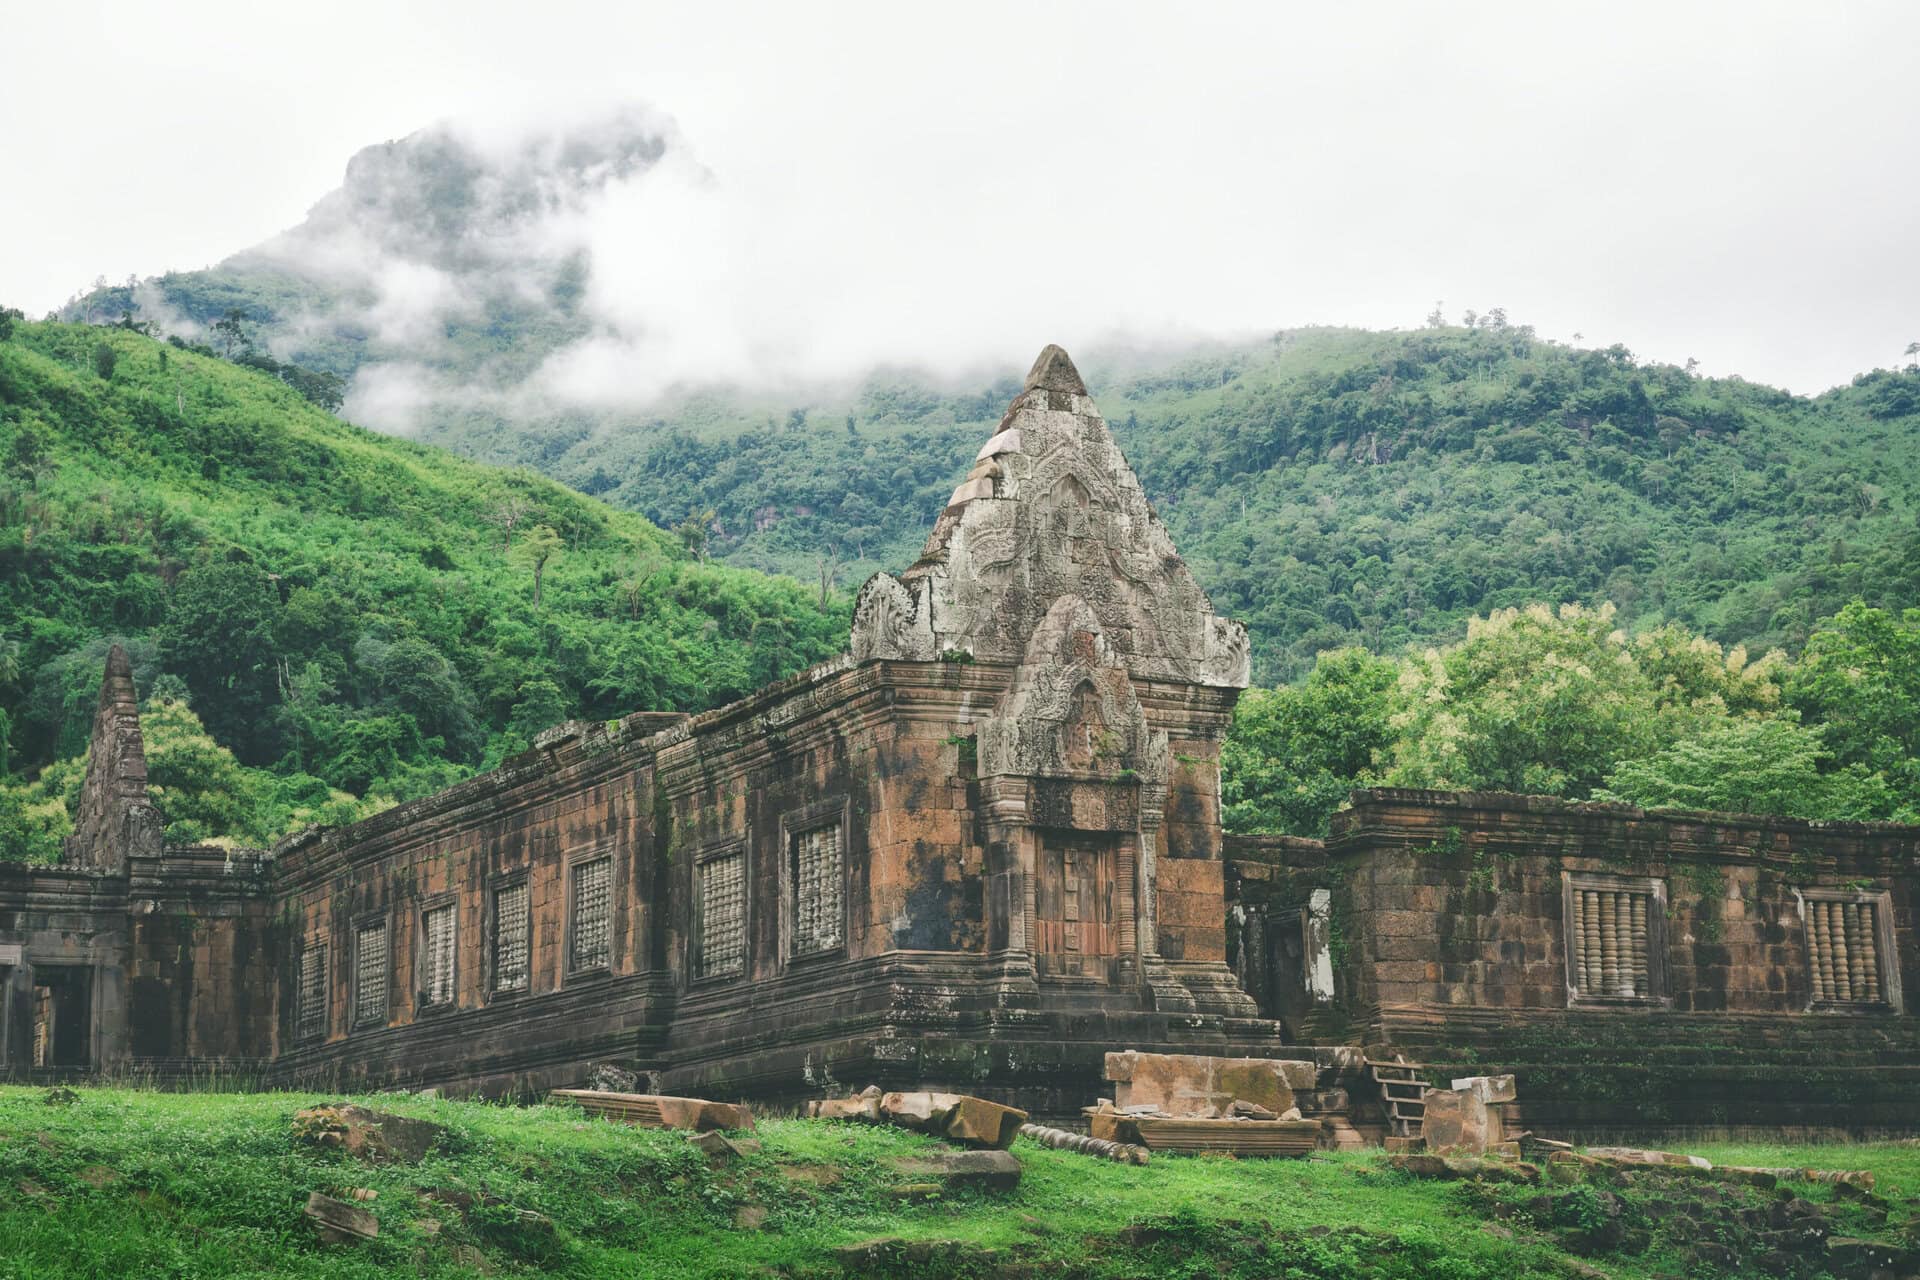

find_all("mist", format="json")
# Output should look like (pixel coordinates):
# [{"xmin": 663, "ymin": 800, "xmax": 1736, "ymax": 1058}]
[{"xmin": 5, "ymin": 2, "xmax": 1919, "ymax": 414}]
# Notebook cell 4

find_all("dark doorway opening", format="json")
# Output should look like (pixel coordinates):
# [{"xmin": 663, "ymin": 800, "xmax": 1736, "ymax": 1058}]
[{"xmin": 31, "ymin": 966, "xmax": 92, "ymax": 1068}]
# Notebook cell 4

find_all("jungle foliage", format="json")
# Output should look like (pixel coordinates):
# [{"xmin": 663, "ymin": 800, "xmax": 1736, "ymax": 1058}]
[
  {"xmin": 1223, "ymin": 602, "xmax": 1920, "ymax": 837},
  {"xmin": 0, "ymin": 321, "xmax": 845, "ymax": 856}
]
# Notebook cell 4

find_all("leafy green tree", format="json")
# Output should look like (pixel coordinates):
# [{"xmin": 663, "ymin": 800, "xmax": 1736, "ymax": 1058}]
[
  {"xmin": 1222, "ymin": 647, "xmax": 1398, "ymax": 835},
  {"xmin": 1593, "ymin": 717, "xmax": 1903, "ymax": 821},
  {"xmin": 158, "ymin": 563, "xmax": 282, "ymax": 762},
  {"xmin": 1785, "ymin": 602, "xmax": 1920, "ymax": 811},
  {"xmin": 92, "ymin": 341, "xmax": 117, "ymax": 380},
  {"xmin": 515, "ymin": 524, "xmax": 563, "ymax": 607},
  {"xmin": 0, "ymin": 306, "xmax": 24, "ymax": 341}
]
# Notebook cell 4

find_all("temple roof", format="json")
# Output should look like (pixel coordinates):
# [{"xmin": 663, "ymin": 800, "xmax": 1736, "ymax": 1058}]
[{"xmin": 851, "ymin": 346, "xmax": 1249, "ymax": 688}]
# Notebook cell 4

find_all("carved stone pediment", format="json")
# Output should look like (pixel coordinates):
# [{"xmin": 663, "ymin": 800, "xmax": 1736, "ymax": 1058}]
[
  {"xmin": 977, "ymin": 596, "xmax": 1169, "ymax": 786},
  {"xmin": 850, "ymin": 572, "xmax": 937, "ymax": 663},
  {"xmin": 882, "ymin": 345, "xmax": 1249, "ymax": 689}
]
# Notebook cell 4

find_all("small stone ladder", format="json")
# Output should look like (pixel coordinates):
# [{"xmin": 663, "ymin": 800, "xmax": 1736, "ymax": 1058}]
[{"xmin": 1364, "ymin": 1055, "xmax": 1428, "ymax": 1143}]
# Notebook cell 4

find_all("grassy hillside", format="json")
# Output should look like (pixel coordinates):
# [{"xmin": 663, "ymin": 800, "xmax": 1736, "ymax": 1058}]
[
  {"xmin": 0, "ymin": 321, "xmax": 844, "ymax": 853},
  {"xmin": 2, "ymin": 1086, "xmax": 1915, "ymax": 1278}
]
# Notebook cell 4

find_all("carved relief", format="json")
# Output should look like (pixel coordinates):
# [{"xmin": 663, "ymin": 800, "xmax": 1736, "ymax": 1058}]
[
  {"xmin": 977, "ymin": 596, "xmax": 1169, "ymax": 786},
  {"xmin": 849, "ymin": 572, "xmax": 936, "ymax": 662},
  {"xmin": 892, "ymin": 345, "xmax": 1249, "ymax": 689}
]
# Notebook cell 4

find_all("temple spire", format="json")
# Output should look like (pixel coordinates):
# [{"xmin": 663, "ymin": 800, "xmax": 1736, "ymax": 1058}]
[
  {"xmin": 64, "ymin": 644, "xmax": 161, "ymax": 870},
  {"xmin": 1023, "ymin": 344, "xmax": 1088, "ymax": 395}
]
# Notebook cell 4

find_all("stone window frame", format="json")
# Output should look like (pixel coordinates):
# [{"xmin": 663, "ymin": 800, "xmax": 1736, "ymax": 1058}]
[
  {"xmin": 351, "ymin": 911, "xmax": 391, "ymax": 1030},
  {"xmin": 1561, "ymin": 870, "xmax": 1671, "ymax": 1009},
  {"xmin": 486, "ymin": 873, "xmax": 533, "ymax": 1000},
  {"xmin": 565, "ymin": 849, "xmax": 617, "ymax": 980},
  {"xmin": 690, "ymin": 836, "xmax": 750, "ymax": 987},
  {"xmin": 295, "ymin": 940, "xmax": 329, "ymax": 1044},
  {"xmin": 779, "ymin": 797, "xmax": 850, "ymax": 966},
  {"xmin": 415, "ymin": 894, "xmax": 458, "ymax": 1015},
  {"xmin": 1801, "ymin": 887, "xmax": 1903, "ymax": 1014}
]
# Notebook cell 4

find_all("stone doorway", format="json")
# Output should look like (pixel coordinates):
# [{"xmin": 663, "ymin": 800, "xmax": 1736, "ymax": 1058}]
[
  {"xmin": 1034, "ymin": 832, "xmax": 1118, "ymax": 979},
  {"xmin": 31, "ymin": 966, "xmax": 92, "ymax": 1069}
]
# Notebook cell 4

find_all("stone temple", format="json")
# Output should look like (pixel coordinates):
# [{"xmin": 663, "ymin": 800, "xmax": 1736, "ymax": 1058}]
[{"xmin": 3, "ymin": 346, "xmax": 1916, "ymax": 1139}]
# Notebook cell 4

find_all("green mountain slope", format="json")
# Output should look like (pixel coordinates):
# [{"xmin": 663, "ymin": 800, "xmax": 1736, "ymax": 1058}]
[
  {"xmin": 0, "ymin": 321, "xmax": 844, "ymax": 850},
  {"xmin": 511, "ymin": 326, "xmax": 1920, "ymax": 682},
  {"xmin": 57, "ymin": 117, "xmax": 1920, "ymax": 684}
]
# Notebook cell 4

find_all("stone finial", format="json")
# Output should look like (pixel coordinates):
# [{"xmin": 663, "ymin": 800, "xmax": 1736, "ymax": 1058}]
[
  {"xmin": 63, "ymin": 643, "xmax": 160, "ymax": 871},
  {"xmin": 1023, "ymin": 344, "xmax": 1088, "ymax": 396}
]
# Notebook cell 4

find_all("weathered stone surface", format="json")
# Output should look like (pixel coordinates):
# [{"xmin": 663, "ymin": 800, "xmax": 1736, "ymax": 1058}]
[
  {"xmin": 1586, "ymin": 1146, "xmax": 1712, "ymax": 1170},
  {"xmin": 1104, "ymin": 1051, "xmax": 1311, "ymax": 1118},
  {"xmin": 1451, "ymin": 1075, "xmax": 1516, "ymax": 1104},
  {"xmin": 63, "ymin": 644, "xmax": 161, "ymax": 871},
  {"xmin": 686, "ymin": 1131, "xmax": 751, "ymax": 1165},
  {"xmin": 880, "ymin": 1091, "xmax": 964, "ymax": 1133},
  {"xmin": 942, "ymin": 1096, "xmax": 1028, "ymax": 1150},
  {"xmin": 810, "ymin": 1094, "xmax": 883, "ymax": 1122},
  {"xmin": 292, "ymin": 1105, "xmax": 445, "ymax": 1164},
  {"xmin": 305, "ymin": 1191, "xmax": 379, "ymax": 1245},
  {"xmin": 550, "ymin": 1091, "xmax": 754, "ymax": 1132},
  {"xmin": 886, "ymin": 1149, "xmax": 1022, "ymax": 1193},
  {"xmin": 862, "ymin": 346, "xmax": 1251, "ymax": 689},
  {"xmin": 1421, "ymin": 1085, "xmax": 1508, "ymax": 1156}
]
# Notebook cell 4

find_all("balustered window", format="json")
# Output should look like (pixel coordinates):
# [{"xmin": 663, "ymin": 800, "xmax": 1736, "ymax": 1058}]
[
  {"xmin": 1805, "ymin": 891, "xmax": 1897, "ymax": 1010},
  {"xmin": 296, "ymin": 943, "xmax": 328, "ymax": 1042},
  {"xmin": 493, "ymin": 881, "xmax": 531, "ymax": 993},
  {"xmin": 1563, "ymin": 872, "xmax": 1668, "ymax": 1006},
  {"xmin": 354, "ymin": 920, "xmax": 389, "ymax": 1027},
  {"xmin": 570, "ymin": 857, "xmax": 613, "ymax": 973},
  {"xmin": 421, "ymin": 903, "xmax": 456, "ymax": 1007},
  {"xmin": 789, "ymin": 821, "xmax": 845, "ymax": 957},
  {"xmin": 696, "ymin": 848, "xmax": 746, "ymax": 980}
]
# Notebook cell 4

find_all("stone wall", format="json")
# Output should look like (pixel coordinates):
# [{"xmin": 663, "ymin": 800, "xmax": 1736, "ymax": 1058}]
[{"xmin": 1223, "ymin": 791, "xmax": 1920, "ymax": 1138}]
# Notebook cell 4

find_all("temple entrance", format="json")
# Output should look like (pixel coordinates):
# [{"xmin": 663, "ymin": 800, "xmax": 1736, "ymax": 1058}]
[
  {"xmin": 1034, "ymin": 832, "xmax": 1118, "ymax": 979},
  {"xmin": 30, "ymin": 966, "xmax": 92, "ymax": 1069}
]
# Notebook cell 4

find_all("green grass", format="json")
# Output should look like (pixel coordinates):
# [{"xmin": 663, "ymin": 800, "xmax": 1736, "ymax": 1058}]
[{"xmin": 1, "ymin": 1086, "xmax": 1914, "ymax": 1278}]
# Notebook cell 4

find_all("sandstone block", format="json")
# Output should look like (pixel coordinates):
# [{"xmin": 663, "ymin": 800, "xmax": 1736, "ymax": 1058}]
[
  {"xmin": 305, "ymin": 1191, "xmax": 379, "ymax": 1245},
  {"xmin": 1451, "ymin": 1075, "xmax": 1516, "ymax": 1104},
  {"xmin": 881, "ymin": 1091, "xmax": 965, "ymax": 1133},
  {"xmin": 942, "ymin": 1096, "xmax": 1028, "ymax": 1150},
  {"xmin": 292, "ymin": 1105, "xmax": 446, "ymax": 1164},
  {"xmin": 1103, "ymin": 1050, "xmax": 1313, "ymax": 1118},
  {"xmin": 811, "ymin": 1094, "xmax": 883, "ymax": 1122},
  {"xmin": 886, "ymin": 1149, "xmax": 1022, "ymax": 1193}
]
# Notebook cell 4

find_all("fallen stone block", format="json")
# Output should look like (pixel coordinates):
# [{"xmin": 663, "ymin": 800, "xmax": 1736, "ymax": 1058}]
[
  {"xmin": 305, "ymin": 1191, "xmax": 379, "ymax": 1245},
  {"xmin": 292, "ymin": 1104, "xmax": 447, "ymax": 1163},
  {"xmin": 548, "ymin": 1090, "xmax": 754, "ymax": 1132},
  {"xmin": 1450, "ymin": 1075, "xmax": 1516, "ymax": 1104},
  {"xmin": 886, "ymin": 1149, "xmax": 1022, "ymax": 1193},
  {"xmin": 810, "ymin": 1094, "xmax": 883, "ymax": 1122},
  {"xmin": 880, "ymin": 1091, "xmax": 964, "ymax": 1133},
  {"xmin": 1586, "ymin": 1146, "xmax": 1711, "ymax": 1171},
  {"xmin": 943, "ymin": 1096, "xmax": 1028, "ymax": 1150},
  {"xmin": 1104, "ymin": 1050, "xmax": 1314, "ymax": 1118},
  {"xmin": 687, "ymin": 1131, "xmax": 753, "ymax": 1165}
]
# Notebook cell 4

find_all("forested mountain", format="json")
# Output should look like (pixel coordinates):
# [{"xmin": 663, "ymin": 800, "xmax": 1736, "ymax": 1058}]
[
  {"xmin": 59, "ymin": 117, "xmax": 1920, "ymax": 684},
  {"xmin": 0, "ymin": 319, "xmax": 843, "ymax": 855}
]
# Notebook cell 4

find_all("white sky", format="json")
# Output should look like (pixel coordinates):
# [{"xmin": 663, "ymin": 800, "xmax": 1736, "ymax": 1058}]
[{"xmin": 2, "ymin": 0, "xmax": 1917, "ymax": 394}]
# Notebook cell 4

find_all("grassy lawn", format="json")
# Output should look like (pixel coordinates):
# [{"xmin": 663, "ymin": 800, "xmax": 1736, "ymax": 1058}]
[{"xmin": 0, "ymin": 1086, "xmax": 1913, "ymax": 1278}]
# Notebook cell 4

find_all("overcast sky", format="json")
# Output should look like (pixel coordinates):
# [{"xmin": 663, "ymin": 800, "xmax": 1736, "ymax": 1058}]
[{"xmin": 3, "ymin": 1, "xmax": 1917, "ymax": 394}]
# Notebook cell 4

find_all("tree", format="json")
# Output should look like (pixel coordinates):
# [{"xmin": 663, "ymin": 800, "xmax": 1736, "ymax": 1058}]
[
  {"xmin": 212, "ymin": 308, "xmax": 252, "ymax": 359},
  {"xmin": 1905, "ymin": 341, "xmax": 1919, "ymax": 371},
  {"xmin": 1425, "ymin": 301, "xmax": 1445, "ymax": 328},
  {"xmin": 484, "ymin": 494, "xmax": 532, "ymax": 552},
  {"xmin": 1222, "ymin": 647, "xmax": 1399, "ymax": 835},
  {"xmin": 515, "ymin": 524, "xmax": 563, "ymax": 607},
  {"xmin": 1593, "ymin": 717, "xmax": 1900, "ymax": 821},
  {"xmin": 92, "ymin": 341, "xmax": 116, "ymax": 380},
  {"xmin": 1785, "ymin": 602, "xmax": 1920, "ymax": 811},
  {"xmin": 674, "ymin": 508, "xmax": 714, "ymax": 562},
  {"xmin": 0, "ymin": 306, "xmax": 22, "ymax": 341},
  {"xmin": 159, "ymin": 562, "xmax": 282, "ymax": 763}
]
